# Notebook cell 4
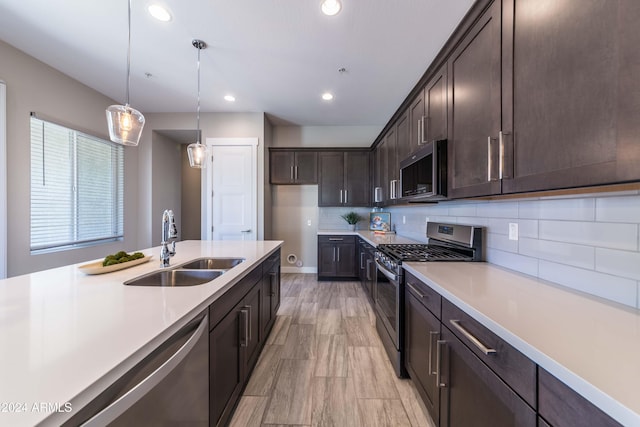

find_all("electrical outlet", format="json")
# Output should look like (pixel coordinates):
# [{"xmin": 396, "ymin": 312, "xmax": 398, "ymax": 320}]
[
  {"xmin": 307, "ymin": 220, "xmax": 311, "ymax": 226},
  {"xmin": 402, "ymin": 215, "xmax": 406, "ymax": 224},
  {"xmin": 509, "ymin": 223, "xmax": 519, "ymax": 241}
]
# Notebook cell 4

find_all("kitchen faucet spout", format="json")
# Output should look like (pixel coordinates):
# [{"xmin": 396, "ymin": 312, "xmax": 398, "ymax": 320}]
[{"xmin": 160, "ymin": 209, "xmax": 178, "ymax": 267}]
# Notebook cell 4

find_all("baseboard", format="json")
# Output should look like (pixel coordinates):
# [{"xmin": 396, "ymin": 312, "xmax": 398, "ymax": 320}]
[{"xmin": 281, "ymin": 266, "xmax": 317, "ymax": 274}]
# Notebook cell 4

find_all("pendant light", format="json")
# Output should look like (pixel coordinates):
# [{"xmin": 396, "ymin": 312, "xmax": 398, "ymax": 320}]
[
  {"xmin": 187, "ymin": 39, "xmax": 208, "ymax": 169},
  {"xmin": 106, "ymin": 0, "xmax": 145, "ymax": 146}
]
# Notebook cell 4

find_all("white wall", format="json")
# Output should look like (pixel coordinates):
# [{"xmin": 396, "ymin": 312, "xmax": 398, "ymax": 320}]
[
  {"xmin": 181, "ymin": 147, "xmax": 202, "ymax": 241},
  {"xmin": 386, "ymin": 190, "xmax": 640, "ymax": 309},
  {"xmin": 0, "ymin": 80, "xmax": 6, "ymax": 278},
  {"xmin": 0, "ymin": 40, "xmax": 141, "ymax": 277}
]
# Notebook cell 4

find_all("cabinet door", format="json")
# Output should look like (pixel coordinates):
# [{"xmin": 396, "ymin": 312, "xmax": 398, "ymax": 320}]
[
  {"xmin": 405, "ymin": 291, "xmax": 441, "ymax": 424},
  {"xmin": 294, "ymin": 151, "xmax": 318, "ymax": 184},
  {"xmin": 344, "ymin": 151, "xmax": 370, "ymax": 206},
  {"xmin": 318, "ymin": 152, "xmax": 344, "ymax": 206},
  {"xmin": 396, "ymin": 111, "xmax": 411, "ymax": 168},
  {"xmin": 448, "ymin": 0, "xmax": 503, "ymax": 199},
  {"xmin": 409, "ymin": 90, "xmax": 426, "ymax": 154},
  {"xmin": 317, "ymin": 242, "xmax": 337, "ymax": 277},
  {"xmin": 425, "ymin": 65, "xmax": 447, "ymax": 143},
  {"xmin": 270, "ymin": 151, "xmax": 295, "ymax": 184},
  {"xmin": 386, "ymin": 127, "xmax": 398, "ymax": 200},
  {"xmin": 210, "ymin": 303, "xmax": 244, "ymax": 427},
  {"xmin": 335, "ymin": 242, "xmax": 357, "ymax": 277},
  {"xmin": 439, "ymin": 327, "xmax": 536, "ymax": 427},
  {"xmin": 375, "ymin": 141, "xmax": 388, "ymax": 203},
  {"xmin": 502, "ymin": 0, "xmax": 640, "ymax": 193}
]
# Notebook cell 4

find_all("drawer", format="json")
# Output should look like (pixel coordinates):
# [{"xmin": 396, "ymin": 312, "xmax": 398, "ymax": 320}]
[
  {"xmin": 209, "ymin": 266, "xmax": 262, "ymax": 331},
  {"xmin": 318, "ymin": 235, "xmax": 356, "ymax": 244},
  {"xmin": 442, "ymin": 299, "xmax": 536, "ymax": 408},
  {"xmin": 404, "ymin": 270, "xmax": 441, "ymax": 319},
  {"xmin": 538, "ymin": 368, "xmax": 621, "ymax": 427}
]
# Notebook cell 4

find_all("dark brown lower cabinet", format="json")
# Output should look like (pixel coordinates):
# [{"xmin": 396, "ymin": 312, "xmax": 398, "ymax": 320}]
[
  {"xmin": 439, "ymin": 326, "xmax": 536, "ymax": 427},
  {"xmin": 317, "ymin": 235, "xmax": 357, "ymax": 279},
  {"xmin": 405, "ymin": 290, "xmax": 441, "ymax": 424},
  {"xmin": 538, "ymin": 368, "xmax": 621, "ymax": 427},
  {"xmin": 209, "ymin": 251, "xmax": 281, "ymax": 427}
]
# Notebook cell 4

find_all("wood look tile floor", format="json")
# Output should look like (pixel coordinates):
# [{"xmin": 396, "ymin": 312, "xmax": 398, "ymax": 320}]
[{"xmin": 229, "ymin": 273, "xmax": 436, "ymax": 427}]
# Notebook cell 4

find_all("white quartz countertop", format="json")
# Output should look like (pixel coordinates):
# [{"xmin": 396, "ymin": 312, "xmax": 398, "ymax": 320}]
[
  {"xmin": 403, "ymin": 262, "xmax": 640, "ymax": 426},
  {"xmin": 0, "ymin": 240, "xmax": 282, "ymax": 427},
  {"xmin": 317, "ymin": 230, "xmax": 421, "ymax": 247}
]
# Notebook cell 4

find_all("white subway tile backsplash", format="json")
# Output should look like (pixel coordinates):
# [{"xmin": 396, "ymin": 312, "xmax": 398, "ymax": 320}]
[
  {"xmin": 539, "ymin": 261, "xmax": 638, "ymax": 307},
  {"xmin": 487, "ymin": 233, "xmax": 518, "ymax": 253},
  {"xmin": 539, "ymin": 220, "xmax": 638, "ymax": 251},
  {"xmin": 448, "ymin": 203, "xmax": 477, "ymax": 217},
  {"xmin": 595, "ymin": 195, "xmax": 640, "ymax": 223},
  {"xmin": 595, "ymin": 248, "xmax": 640, "ymax": 281},
  {"xmin": 517, "ymin": 220, "xmax": 539, "ymax": 239},
  {"xmin": 476, "ymin": 201, "xmax": 519, "ymax": 218},
  {"xmin": 486, "ymin": 249, "xmax": 539, "ymax": 277},
  {"xmin": 519, "ymin": 198, "xmax": 595, "ymax": 221},
  {"xmin": 519, "ymin": 238, "xmax": 594, "ymax": 270}
]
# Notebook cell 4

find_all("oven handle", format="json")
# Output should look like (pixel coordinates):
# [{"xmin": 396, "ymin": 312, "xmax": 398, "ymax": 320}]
[{"xmin": 375, "ymin": 260, "xmax": 399, "ymax": 282}]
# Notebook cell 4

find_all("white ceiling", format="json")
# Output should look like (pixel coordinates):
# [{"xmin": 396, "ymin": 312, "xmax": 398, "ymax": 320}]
[{"xmin": 0, "ymin": 0, "xmax": 474, "ymax": 127}]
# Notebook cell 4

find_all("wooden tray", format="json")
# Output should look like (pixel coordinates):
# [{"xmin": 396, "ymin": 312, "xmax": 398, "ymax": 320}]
[{"xmin": 78, "ymin": 255, "xmax": 152, "ymax": 275}]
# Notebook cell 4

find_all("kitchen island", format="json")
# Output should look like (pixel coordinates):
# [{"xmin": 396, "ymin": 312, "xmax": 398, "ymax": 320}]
[{"xmin": 0, "ymin": 239, "xmax": 282, "ymax": 427}]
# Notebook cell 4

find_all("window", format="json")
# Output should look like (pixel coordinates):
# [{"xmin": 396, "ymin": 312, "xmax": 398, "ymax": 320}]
[{"xmin": 30, "ymin": 116, "xmax": 124, "ymax": 252}]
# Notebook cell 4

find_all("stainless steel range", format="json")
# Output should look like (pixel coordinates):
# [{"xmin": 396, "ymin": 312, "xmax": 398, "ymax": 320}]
[{"xmin": 373, "ymin": 222, "xmax": 483, "ymax": 377}]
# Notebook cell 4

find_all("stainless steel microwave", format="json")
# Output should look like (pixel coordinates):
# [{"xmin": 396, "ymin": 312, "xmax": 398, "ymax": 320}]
[{"xmin": 399, "ymin": 139, "xmax": 447, "ymax": 201}]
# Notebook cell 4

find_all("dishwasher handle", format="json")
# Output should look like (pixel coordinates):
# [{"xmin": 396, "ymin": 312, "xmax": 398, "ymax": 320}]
[{"xmin": 82, "ymin": 313, "xmax": 209, "ymax": 426}]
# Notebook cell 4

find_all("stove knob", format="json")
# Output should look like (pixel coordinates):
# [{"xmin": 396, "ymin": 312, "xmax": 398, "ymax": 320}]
[{"xmin": 390, "ymin": 260, "xmax": 397, "ymax": 270}]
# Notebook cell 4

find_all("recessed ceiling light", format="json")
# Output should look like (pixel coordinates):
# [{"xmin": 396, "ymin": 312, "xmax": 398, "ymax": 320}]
[
  {"xmin": 148, "ymin": 4, "xmax": 172, "ymax": 22},
  {"xmin": 224, "ymin": 95, "xmax": 236, "ymax": 102},
  {"xmin": 321, "ymin": 0, "xmax": 341, "ymax": 16},
  {"xmin": 322, "ymin": 92, "xmax": 334, "ymax": 101}
]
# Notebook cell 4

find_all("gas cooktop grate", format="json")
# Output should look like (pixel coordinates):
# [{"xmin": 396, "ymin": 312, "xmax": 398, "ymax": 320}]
[{"xmin": 377, "ymin": 244, "xmax": 474, "ymax": 262}]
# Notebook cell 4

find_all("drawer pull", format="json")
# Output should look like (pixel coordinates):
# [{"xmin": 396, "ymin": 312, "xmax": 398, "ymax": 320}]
[
  {"xmin": 407, "ymin": 282, "xmax": 426, "ymax": 299},
  {"xmin": 328, "ymin": 238, "xmax": 344, "ymax": 241},
  {"xmin": 449, "ymin": 319, "xmax": 496, "ymax": 355}
]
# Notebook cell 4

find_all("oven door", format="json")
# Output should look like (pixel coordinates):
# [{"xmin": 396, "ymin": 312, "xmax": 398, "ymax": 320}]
[{"xmin": 374, "ymin": 260, "xmax": 401, "ymax": 348}]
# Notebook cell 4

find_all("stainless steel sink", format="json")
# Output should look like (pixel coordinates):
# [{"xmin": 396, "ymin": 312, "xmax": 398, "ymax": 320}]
[
  {"xmin": 124, "ymin": 269, "xmax": 223, "ymax": 287},
  {"xmin": 178, "ymin": 257, "xmax": 244, "ymax": 270}
]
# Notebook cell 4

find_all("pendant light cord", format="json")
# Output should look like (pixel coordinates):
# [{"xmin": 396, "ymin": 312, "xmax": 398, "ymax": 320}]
[
  {"xmin": 196, "ymin": 44, "xmax": 201, "ymax": 143},
  {"xmin": 125, "ymin": 0, "xmax": 132, "ymax": 107}
]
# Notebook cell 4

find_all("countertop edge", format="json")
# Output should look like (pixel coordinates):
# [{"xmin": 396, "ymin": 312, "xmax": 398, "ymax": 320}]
[{"xmin": 402, "ymin": 262, "xmax": 638, "ymax": 426}]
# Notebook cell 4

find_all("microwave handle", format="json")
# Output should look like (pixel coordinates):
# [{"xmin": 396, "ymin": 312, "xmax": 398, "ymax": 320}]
[{"xmin": 431, "ymin": 142, "xmax": 438, "ymax": 197}]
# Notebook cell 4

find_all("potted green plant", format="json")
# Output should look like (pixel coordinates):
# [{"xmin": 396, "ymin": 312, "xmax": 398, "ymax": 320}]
[{"xmin": 341, "ymin": 211, "xmax": 363, "ymax": 231}]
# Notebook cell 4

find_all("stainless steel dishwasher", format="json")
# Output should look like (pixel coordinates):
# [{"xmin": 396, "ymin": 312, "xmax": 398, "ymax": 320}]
[{"xmin": 63, "ymin": 311, "xmax": 209, "ymax": 426}]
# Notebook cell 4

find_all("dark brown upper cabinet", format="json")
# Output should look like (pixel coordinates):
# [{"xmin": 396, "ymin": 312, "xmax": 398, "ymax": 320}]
[
  {"xmin": 424, "ymin": 65, "xmax": 448, "ymax": 144},
  {"xmin": 269, "ymin": 149, "xmax": 317, "ymax": 184},
  {"xmin": 501, "ymin": 0, "xmax": 640, "ymax": 194},
  {"xmin": 395, "ymin": 111, "xmax": 411, "ymax": 173},
  {"xmin": 318, "ymin": 150, "xmax": 370, "ymax": 207},
  {"xmin": 448, "ymin": 0, "xmax": 504, "ymax": 199}
]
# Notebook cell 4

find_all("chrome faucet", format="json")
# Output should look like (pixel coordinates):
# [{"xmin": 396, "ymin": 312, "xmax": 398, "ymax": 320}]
[{"xmin": 160, "ymin": 209, "xmax": 178, "ymax": 267}]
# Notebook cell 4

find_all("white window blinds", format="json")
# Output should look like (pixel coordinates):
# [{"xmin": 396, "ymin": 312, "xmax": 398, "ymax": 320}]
[{"xmin": 30, "ymin": 116, "xmax": 124, "ymax": 252}]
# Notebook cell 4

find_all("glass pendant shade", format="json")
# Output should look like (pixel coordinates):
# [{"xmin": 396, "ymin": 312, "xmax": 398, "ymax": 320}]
[
  {"xmin": 106, "ymin": 104, "xmax": 145, "ymax": 146},
  {"xmin": 187, "ymin": 142, "xmax": 207, "ymax": 169}
]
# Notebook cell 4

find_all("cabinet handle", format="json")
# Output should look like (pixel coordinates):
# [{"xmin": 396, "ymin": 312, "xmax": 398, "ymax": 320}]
[
  {"xmin": 360, "ymin": 252, "xmax": 365, "ymax": 269},
  {"xmin": 337, "ymin": 247, "xmax": 340, "ymax": 262},
  {"xmin": 294, "ymin": 165, "xmax": 298, "ymax": 180},
  {"xmin": 449, "ymin": 319, "xmax": 496, "ymax": 355},
  {"xmin": 344, "ymin": 190, "xmax": 348, "ymax": 204},
  {"xmin": 240, "ymin": 308, "xmax": 249, "ymax": 347},
  {"xmin": 417, "ymin": 119, "xmax": 422, "ymax": 145},
  {"xmin": 366, "ymin": 259, "xmax": 372, "ymax": 281},
  {"xmin": 246, "ymin": 305, "xmax": 252, "ymax": 342},
  {"xmin": 421, "ymin": 115, "xmax": 429, "ymax": 144},
  {"xmin": 290, "ymin": 166, "xmax": 294, "ymax": 181},
  {"xmin": 269, "ymin": 272, "xmax": 277, "ymax": 296},
  {"xmin": 333, "ymin": 247, "xmax": 336, "ymax": 262},
  {"xmin": 499, "ymin": 131, "xmax": 511, "ymax": 179},
  {"xmin": 407, "ymin": 282, "xmax": 426, "ymax": 299},
  {"xmin": 487, "ymin": 136, "xmax": 492, "ymax": 182},
  {"xmin": 436, "ymin": 339, "xmax": 446, "ymax": 388},
  {"xmin": 339, "ymin": 189, "xmax": 343, "ymax": 204},
  {"xmin": 328, "ymin": 237, "xmax": 344, "ymax": 241},
  {"xmin": 428, "ymin": 331, "xmax": 439, "ymax": 376}
]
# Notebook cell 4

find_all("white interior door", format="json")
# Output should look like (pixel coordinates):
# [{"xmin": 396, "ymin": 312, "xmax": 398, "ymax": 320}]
[{"xmin": 204, "ymin": 138, "xmax": 257, "ymax": 241}]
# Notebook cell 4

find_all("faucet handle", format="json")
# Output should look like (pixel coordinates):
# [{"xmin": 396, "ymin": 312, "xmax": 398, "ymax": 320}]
[{"xmin": 170, "ymin": 241, "xmax": 176, "ymax": 256}]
